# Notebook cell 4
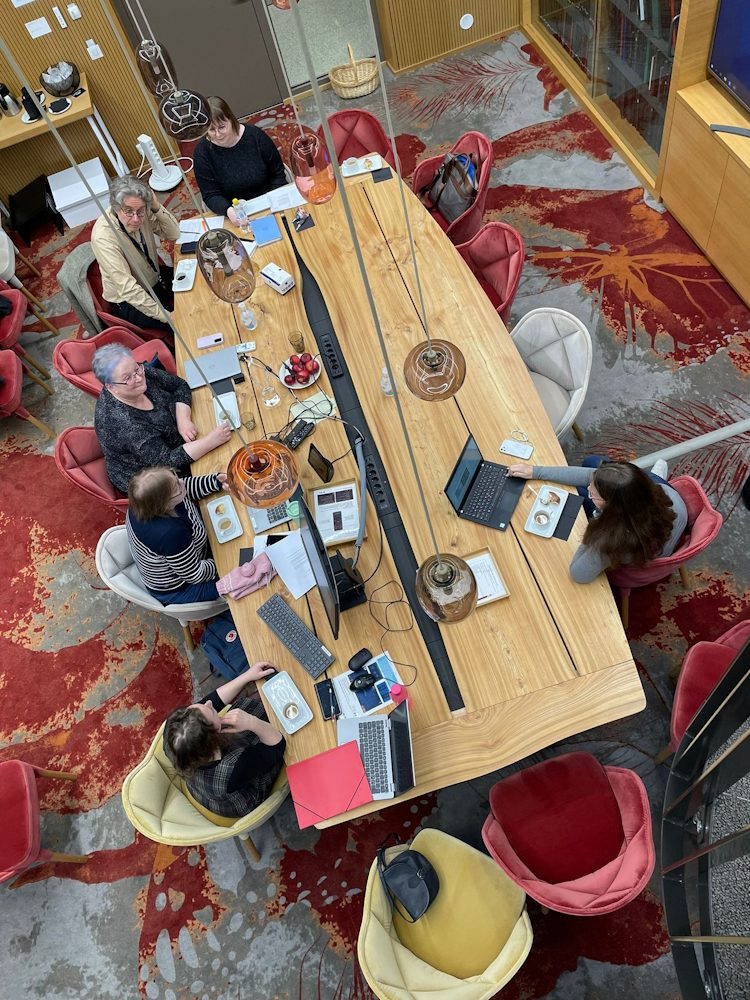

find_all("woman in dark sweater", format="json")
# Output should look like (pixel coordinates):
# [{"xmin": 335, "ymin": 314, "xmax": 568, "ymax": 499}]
[
  {"xmin": 194, "ymin": 97, "xmax": 286, "ymax": 222},
  {"xmin": 92, "ymin": 344, "xmax": 231, "ymax": 493},
  {"xmin": 127, "ymin": 466, "xmax": 225, "ymax": 603},
  {"xmin": 164, "ymin": 663, "xmax": 286, "ymax": 819}
]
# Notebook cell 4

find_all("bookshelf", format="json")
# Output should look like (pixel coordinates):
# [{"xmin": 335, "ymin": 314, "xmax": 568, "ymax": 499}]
[{"xmin": 531, "ymin": 0, "xmax": 681, "ymax": 180}]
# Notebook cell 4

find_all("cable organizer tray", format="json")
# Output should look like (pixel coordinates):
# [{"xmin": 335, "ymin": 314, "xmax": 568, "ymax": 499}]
[
  {"xmin": 524, "ymin": 486, "xmax": 567, "ymax": 538},
  {"xmin": 261, "ymin": 671, "xmax": 313, "ymax": 735}
]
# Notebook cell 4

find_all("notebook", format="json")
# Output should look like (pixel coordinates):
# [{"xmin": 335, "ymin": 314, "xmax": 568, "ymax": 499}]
[{"xmin": 251, "ymin": 214, "xmax": 283, "ymax": 246}]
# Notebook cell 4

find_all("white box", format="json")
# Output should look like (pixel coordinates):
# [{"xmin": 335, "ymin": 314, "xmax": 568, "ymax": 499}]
[
  {"xmin": 260, "ymin": 262, "xmax": 294, "ymax": 295},
  {"xmin": 48, "ymin": 156, "xmax": 110, "ymax": 228}
]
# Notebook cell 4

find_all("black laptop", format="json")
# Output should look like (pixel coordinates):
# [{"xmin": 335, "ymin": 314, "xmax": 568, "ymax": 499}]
[{"xmin": 444, "ymin": 434, "xmax": 524, "ymax": 530}]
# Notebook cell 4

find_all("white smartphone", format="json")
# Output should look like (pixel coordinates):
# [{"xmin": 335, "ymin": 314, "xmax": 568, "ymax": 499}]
[
  {"xmin": 197, "ymin": 332, "xmax": 224, "ymax": 349},
  {"xmin": 499, "ymin": 438, "xmax": 534, "ymax": 460}
]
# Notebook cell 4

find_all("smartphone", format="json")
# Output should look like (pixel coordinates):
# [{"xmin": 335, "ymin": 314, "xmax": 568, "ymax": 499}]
[
  {"xmin": 239, "ymin": 547, "xmax": 253, "ymax": 566},
  {"xmin": 314, "ymin": 678, "xmax": 340, "ymax": 720},
  {"xmin": 308, "ymin": 443, "xmax": 334, "ymax": 483},
  {"xmin": 499, "ymin": 438, "xmax": 534, "ymax": 460},
  {"xmin": 197, "ymin": 332, "xmax": 224, "ymax": 349},
  {"xmin": 180, "ymin": 241, "xmax": 198, "ymax": 254}
]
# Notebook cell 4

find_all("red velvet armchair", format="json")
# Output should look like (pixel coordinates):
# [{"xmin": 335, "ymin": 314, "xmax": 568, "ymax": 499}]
[
  {"xmin": 319, "ymin": 109, "xmax": 396, "ymax": 168},
  {"xmin": 86, "ymin": 260, "xmax": 171, "ymax": 343},
  {"xmin": 53, "ymin": 326, "xmax": 176, "ymax": 398},
  {"xmin": 411, "ymin": 131, "xmax": 493, "ymax": 245},
  {"xmin": 54, "ymin": 425, "xmax": 128, "ymax": 511},
  {"xmin": 482, "ymin": 752, "xmax": 655, "ymax": 916},
  {"xmin": 456, "ymin": 222, "xmax": 525, "ymax": 323}
]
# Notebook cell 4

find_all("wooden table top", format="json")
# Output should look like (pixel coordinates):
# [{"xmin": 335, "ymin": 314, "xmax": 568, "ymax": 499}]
[
  {"xmin": 174, "ymin": 175, "xmax": 644, "ymax": 826},
  {"xmin": 0, "ymin": 73, "xmax": 92, "ymax": 151}
]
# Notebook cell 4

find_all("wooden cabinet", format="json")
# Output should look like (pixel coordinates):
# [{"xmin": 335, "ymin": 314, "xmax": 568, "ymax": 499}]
[{"xmin": 707, "ymin": 156, "xmax": 750, "ymax": 306}]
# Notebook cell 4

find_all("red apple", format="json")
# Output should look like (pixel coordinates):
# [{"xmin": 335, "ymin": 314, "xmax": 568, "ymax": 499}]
[
  {"xmin": 290, "ymin": 355, "xmax": 300, "ymax": 366},
  {"xmin": 296, "ymin": 372, "xmax": 310, "ymax": 384},
  {"xmin": 284, "ymin": 373, "xmax": 296, "ymax": 386},
  {"xmin": 310, "ymin": 360, "xmax": 320, "ymax": 373},
  {"xmin": 305, "ymin": 360, "xmax": 316, "ymax": 373},
  {"xmin": 300, "ymin": 352, "xmax": 312, "ymax": 364},
  {"xmin": 292, "ymin": 362, "xmax": 302, "ymax": 372}
]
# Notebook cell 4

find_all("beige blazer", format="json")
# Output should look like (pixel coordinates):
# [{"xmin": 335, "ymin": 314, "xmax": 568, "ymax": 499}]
[{"xmin": 91, "ymin": 203, "xmax": 180, "ymax": 321}]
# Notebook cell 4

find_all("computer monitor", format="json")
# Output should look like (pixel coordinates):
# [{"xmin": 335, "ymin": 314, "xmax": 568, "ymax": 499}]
[{"xmin": 297, "ymin": 493, "xmax": 340, "ymax": 640}]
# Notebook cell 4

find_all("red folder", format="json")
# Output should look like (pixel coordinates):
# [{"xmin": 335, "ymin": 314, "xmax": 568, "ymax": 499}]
[{"xmin": 287, "ymin": 741, "xmax": 373, "ymax": 829}]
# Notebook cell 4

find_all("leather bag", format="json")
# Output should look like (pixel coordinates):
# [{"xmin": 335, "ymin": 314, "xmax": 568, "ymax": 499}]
[{"xmin": 376, "ymin": 842, "xmax": 440, "ymax": 922}]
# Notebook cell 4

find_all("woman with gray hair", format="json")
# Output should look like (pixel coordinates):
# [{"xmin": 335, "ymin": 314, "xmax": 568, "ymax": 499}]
[
  {"xmin": 91, "ymin": 174, "xmax": 179, "ymax": 333},
  {"xmin": 93, "ymin": 343, "xmax": 232, "ymax": 493}
]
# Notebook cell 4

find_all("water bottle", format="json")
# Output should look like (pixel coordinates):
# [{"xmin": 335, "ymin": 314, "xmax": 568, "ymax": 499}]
[
  {"xmin": 240, "ymin": 303, "xmax": 257, "ymax": 331},
  {"xmin": 380, "ymin": 366, "xmax": 394, "ymax": 396},
  {"xmin": 232, "ymin": 198, "xmax": 249, "ymax": 233}
]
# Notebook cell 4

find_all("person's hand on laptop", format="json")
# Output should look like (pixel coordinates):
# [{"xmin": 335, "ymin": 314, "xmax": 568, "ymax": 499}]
[{"xmin": 508, "ymin": 463, "xmax": 534, "ymax": 479}]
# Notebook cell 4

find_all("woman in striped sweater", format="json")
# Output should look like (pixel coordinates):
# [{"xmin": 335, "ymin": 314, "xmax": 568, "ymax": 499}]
[{"xmin": 127, "ymin": 465, "xmax": 226, "ymax": 604}]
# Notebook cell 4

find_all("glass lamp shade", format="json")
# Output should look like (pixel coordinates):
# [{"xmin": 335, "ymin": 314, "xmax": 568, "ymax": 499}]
[
  {"xmin": 137, "ymin": 39, "xmax": 177, "ymax": 99},
  {"xmin": 197, "ymin": 229, "xmax": 256, "ymax": 303},
  {"xmin": 415, "ymin": 553, "xmax": 477, "ymax": 624},
  {"xmin": 271, "ymin": 0, "xmax": 298, "ymax": 8},
  {"xmin": 227, "ymin": 442, "xmax": 299, "ymax": 509},
  {"xmin": 290, "ymin": 133, "xmax": 336, "ymax": 206},
  {"xmin": 159, "ymin": 88, "xmax": 209, "ymax": 140},
  {"xmin": 403, "ymin": 339, "xmax": 466, "ymax": 401}
]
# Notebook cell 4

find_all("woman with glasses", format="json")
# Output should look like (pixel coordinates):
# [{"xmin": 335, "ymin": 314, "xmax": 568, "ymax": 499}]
[
  {"xmin": 93, "ymin": 344, "xmax": 232, "ymax": 494},
  {"xmin": 509, "ymin": 459, "xmax": 688, "ymax": 584},
  {"xmin": 127, "ymin": 465, "xmax": 227, "ymax": 603},
  {"xmin": 194, "ymin": 97, "xmax": 286, "ymax": 224},
  {"xmin": 91, "ymin": 174, "xmax": 179, "ymax": 334}
]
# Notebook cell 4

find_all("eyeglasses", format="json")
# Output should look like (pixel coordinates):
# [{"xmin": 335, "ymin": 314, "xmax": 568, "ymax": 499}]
[
  {"xmin": 120, "ymin": 205, "xmax": 147, "ymax": 219},
  {"xmin": 207, "ymin": 119, "xmax": 230, "ymax": 136},
  {"xmin": 110, "ymin": 361, "xmax": 145, "ymax": 386}
]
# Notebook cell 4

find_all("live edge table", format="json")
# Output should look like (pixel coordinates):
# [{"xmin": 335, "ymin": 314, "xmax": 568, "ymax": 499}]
[{"xmin": 174, "ymin": 175, "xmax": 644, "ymax": 828}]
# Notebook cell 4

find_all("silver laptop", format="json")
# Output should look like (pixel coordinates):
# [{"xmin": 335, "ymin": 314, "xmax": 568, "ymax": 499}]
[
  {"xmin": 183, "ymin": 345, "xmax": 241, "ymax": 388},
  {"xmin": 337, "ymin": 702, "xmax": 415, "ymax": 801},
  {"xmin": 249, "ymin": 501, "xmax": 293, "ymax": 533}
]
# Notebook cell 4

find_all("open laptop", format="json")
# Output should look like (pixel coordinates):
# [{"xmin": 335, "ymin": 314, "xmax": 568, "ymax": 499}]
[
  {"xmin": 445, "ymin": 434, "xmax": 524, "ymax": 530},
  {"xmin": 337, "ymin": 701, "xmax": 415, "ymax": 801}
]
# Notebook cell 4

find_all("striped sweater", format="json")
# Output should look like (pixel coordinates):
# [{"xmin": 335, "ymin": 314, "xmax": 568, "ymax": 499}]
[{"xmin": 126, "ymin": 474, "xmax": 221, "ymax": 593}]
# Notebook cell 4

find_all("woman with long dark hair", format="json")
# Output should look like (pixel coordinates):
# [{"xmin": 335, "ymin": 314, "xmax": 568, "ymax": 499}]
[
  {"xmin": 164, "ymin": 664, "xmax": 285, "ymax": 819},
  {"xmin": 509, "ymin": 459, "xmax": 688, "ymax": 583}
]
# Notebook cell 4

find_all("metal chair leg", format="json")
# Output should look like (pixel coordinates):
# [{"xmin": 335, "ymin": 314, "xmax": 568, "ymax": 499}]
[
  {"xmin": 679, "ymin": 565, "xmax": 691, "ymax": 590},
  {"xmin": 240, "ymin": 833, "xmax": 261, "ymax": 862},
  {"xmin": 23, "ymin": 412, "xmax": 55, "ymax": 440},
  {"xmin": 36, "ymin": 768, "xmax": 78, "ymax": 780},
  {"xmin": 181, "ymin": 624, "xmax": 195, "ymax": 652},
  {"xmin": 17, "ymin": 282, "xmax": 47, "ymax": 313},
  {"xmin": 23, "ymin": 366, "xmax": 54, "ymax": 395},
  {"xmin": 15, "ymin": 248, "xmax": 41, "ymax": 278},
  {"xmin": 28, "ymin": 304, "xmax": 60, "ymax": 336}
]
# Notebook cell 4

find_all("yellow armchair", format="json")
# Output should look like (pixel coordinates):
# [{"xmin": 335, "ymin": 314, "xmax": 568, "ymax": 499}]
[
  {"xmin": 121, "ymin": 719, "xmax": 289, "ymax": 860},
  {"xmin": 358, "ymin": 828, "xmax": 532, "ymax": 1000}
]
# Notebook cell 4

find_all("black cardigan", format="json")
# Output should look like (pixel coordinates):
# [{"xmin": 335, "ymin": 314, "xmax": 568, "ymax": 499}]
[{"xmin": 193, "ymin": 125, "xmax": 287, "ymax": 216}]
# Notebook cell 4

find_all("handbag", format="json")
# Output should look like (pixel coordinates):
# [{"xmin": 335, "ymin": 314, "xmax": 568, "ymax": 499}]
[
  {"xmin": 419, "ymin": 152, "xmax": 478, "ymax": 224},
  {"xmin": 376, "ymin": 836, "xmax": 439, "ymax": 922}
]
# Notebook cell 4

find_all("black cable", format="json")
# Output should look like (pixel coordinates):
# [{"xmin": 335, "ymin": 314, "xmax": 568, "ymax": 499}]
[
  {"xmin": 367, "ymin": 579, "xmax": 419, "ymax": 687},
  {"xmin": 360, "ymin": 516, "xmax": 384, "ymax": 584}
]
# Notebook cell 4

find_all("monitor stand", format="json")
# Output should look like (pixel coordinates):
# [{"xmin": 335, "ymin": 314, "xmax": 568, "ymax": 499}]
[{"xmin": 331, "ymin": 551, "xmax": 367, "ymax": 612}]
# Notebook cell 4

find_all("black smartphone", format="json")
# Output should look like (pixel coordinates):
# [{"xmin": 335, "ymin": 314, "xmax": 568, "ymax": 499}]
[
  {"xmin": 239, "ymin": 547, "xmax": 253, "ymax": 566},
  {"xmin": 314, "ymin": 678, "xmax": 340, "ymax": 720},
  {"xmin": 308, "ymin": 443, "xmax": 334, "ymax": 483},
  {"xmin": 233, "ymin": 373, "xmax": 246, "ymax": 385},
  {"xmin": 180, "ymin": 241, "xmax": 198, "ymax": 254}
]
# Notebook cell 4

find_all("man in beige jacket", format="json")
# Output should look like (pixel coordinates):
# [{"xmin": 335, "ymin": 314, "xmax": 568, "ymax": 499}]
[{"xmin": 91, "ymin": 174, "xmax": 180, "ymax": 333}]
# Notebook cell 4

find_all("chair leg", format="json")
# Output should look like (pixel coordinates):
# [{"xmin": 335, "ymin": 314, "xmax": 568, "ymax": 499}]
[
  {"xmin": 35, "ymin": 768, "xmax": 78, "ymax": 780},
  {"xmin": 241, "ymin": 834, "xmax": 261, "ymax": 862},
  {"xmin": 572, "ymin": 421, "xmax": 584, "ymax": 442},
  {"xmin": 654, "ymin": 745, "xmax": 673, "ymax": 766},
  {"xmin": 22, "ymin": 411, "xmax": 55, "ymax": 440},
  {"xmin": 679, "ymin": 565, "xmax": 691, "ymax": 590},
  {"xmin": 47, "ymin": 851, "xmax": 90, "ymax": 864},
  {"xmin": 181, "ymin": 624, "xmax": 195, "ymax": 652},
  {"xmin": 620, "ymin": 593, "xmax": 629, "ymax": 630},
  {"xmin": 15, "ymin": 248, "xmax": 41, "ymax": 278},
  {"xmin": 28, "ymin": 305, "xmax": 60, "ymax": 336},
  {"xmin": 21, "ymin": 351, "xmax": 51, "ymax": 379},
  {"xmin": 23, "ymin": 366, "xmax": 54, "ymax": 396},
  {"xmin": 17, "ymin": 282, "xmax": 47, "ymax": 313}
]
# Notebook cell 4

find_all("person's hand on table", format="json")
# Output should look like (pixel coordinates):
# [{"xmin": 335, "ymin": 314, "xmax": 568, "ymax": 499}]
[
  {"xmin": 177, "ymin": 414, "xmax": 199, "ymax": 443},
  {"xmin": 204, "ymin": 422, "xmax": 233, "ymax": 449},
  {"xmin": 227, "ymin": 206, "xmax": 238, "ymax": 226},
  {"xmin": 245, "ymin": 661, "xmax": 276, "ymax": 682},
  {"xmin": 508, "ymin": 463, "xmax": 534, "ymax": 479},
  {"xmin": 217, "ymin": 472, "xmax": 230, "ymax": 491}
]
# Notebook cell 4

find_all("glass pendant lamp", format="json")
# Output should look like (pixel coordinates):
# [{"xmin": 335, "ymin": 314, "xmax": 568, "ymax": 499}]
[
  {"xmin": 159, "ymin": 88, "xmax": 210, "ymax": 141},
  {"xmin": 415, "ymin": 553, "xmax": 478, "ymax": 623},
  {"xmin": 227, "ymin": 442, "xmax": 299, "ymax": 509},
  {"xmin": 196, "ymin": 230, "xmax": 256, "ymax": 303},
  {"xmin": 290, "ymin": 133, "xmax": 337, "ymax": 206},
  {"xmin": 136, "ymin": 38, "xmax": 176, "ymax": 99},
  {"xmin": 403, "ymin": 339, "xmax": 466, "ymax": 401}
]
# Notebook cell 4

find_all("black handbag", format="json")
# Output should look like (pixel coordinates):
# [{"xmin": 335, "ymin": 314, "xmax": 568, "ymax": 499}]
[{"xmin": 376, "ymin": 837, "xmax": 439, "ymax": 922}]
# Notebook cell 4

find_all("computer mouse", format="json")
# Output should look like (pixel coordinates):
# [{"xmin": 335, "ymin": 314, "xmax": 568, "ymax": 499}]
[{"xmin": 350, "ymin": 672, "xmax": 376, "ymax": 692}]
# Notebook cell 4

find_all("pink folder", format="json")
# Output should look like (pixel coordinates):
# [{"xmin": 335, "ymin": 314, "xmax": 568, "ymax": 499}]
[{"xmin": 287, "ymin": 741, "xmax": 373, "ymax": 829}]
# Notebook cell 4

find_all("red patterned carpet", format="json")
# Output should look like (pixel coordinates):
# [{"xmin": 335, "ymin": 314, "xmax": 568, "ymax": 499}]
[{"xmin": 2, "ymin": 30, "xmax": 749, "ymax": 1000}]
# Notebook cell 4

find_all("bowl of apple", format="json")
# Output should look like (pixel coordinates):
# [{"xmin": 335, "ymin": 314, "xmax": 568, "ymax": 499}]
[{"xmin": 279, "ymin": 352, "xmax": 321, "ymax": 388}]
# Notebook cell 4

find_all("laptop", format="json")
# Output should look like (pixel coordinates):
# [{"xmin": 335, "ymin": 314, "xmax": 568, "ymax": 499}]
[
  {"xmin": 183, "ymin": 345, "xmax": 241, "ymax": 388},
  {"xmin": 249, "ymin": 500, "xmax": 293, "ymax": 534},
  {"xmin": 337, "ymin": 701, "xmax": 415, "ymax": 801},
  {"xmin": 445, "ymin": 434, "xmax": 524, "ymax": 530}
]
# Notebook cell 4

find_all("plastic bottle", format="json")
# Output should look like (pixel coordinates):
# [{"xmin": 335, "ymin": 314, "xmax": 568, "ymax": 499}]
[
  {"xmin": 380, "ymin": 366, "xmax": 394, "ymax": 396},
  {"xmin": 232, "ymin": 198, "xmax": 249, "ymax": 233},
  {"xmin": 239, "ymin": 303, "xmax": 257, "ymax": 331}
]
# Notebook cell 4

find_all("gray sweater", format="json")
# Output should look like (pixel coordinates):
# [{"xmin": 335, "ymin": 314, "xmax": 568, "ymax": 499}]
[{"xmin": 531, "ymin": 465, "xmax": 689, "ymax": 584}]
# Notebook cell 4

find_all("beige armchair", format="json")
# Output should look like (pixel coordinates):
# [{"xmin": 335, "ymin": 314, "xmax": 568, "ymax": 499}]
[
  {"xmin": 358, "ymin": 828, "xmax": 533, "ymax": 1000},
  {"xmin": 121, "ymin": 719, "xmax": 289, "ymax": 860},
  {"xmin": 510, "ymin": 307, "xmax": 592, "ymax": 440}
]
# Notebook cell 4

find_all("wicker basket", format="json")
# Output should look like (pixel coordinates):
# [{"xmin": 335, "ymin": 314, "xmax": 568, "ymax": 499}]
[{"xmin": 329, "ymin": 44, "xmax": 379, "ymax": 100}]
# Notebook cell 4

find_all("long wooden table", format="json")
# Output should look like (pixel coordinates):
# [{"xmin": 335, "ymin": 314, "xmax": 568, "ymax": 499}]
[{"xmin": 174, "ymin": 175, "xmax": 644, "ymax": 826}]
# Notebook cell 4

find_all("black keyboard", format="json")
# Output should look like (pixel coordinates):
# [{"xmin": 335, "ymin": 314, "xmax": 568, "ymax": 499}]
[
  {"xmin": 256, "ymin": 594, "xmax": 334, "ymax": 679},
  {"xmin": 358, "ymin": 720, "xmax": 390, "ymax": 795},
  {"xmin": 463, "ymin": 464, "xmax": 508, "ymax": 518}
]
